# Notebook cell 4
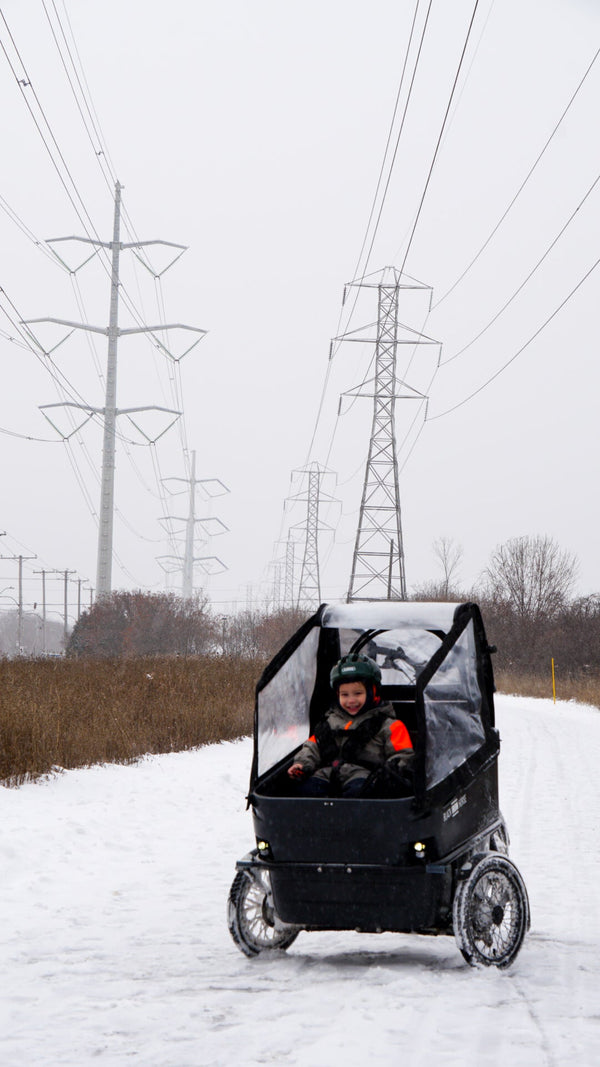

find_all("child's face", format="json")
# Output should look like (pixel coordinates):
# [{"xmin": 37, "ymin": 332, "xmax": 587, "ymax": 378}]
[{"xmin": 338, "ymin": 681, "xmax": 367, "ymax": 715}]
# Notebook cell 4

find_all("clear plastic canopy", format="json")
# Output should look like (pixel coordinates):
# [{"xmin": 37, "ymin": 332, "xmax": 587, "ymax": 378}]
[
  {"xmin": 321, "ymin": 602, "xmax": 461, "ymax": 633},
  {"xmin": 255, "ymin": 602, "xmax": 493, "ymax": 790}
]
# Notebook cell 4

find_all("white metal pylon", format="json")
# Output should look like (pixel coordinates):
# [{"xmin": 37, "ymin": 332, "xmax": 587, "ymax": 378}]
[{"xmin": 25, "ymin": 181, "xmax": 207, "ymax": 597}]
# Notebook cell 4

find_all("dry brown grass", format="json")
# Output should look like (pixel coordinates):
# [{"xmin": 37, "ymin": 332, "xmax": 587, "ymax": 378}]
[
  {"xmin": 0, "ymin": 655, "xmax": 266, "ymax": 786},
  {"xmin": 2, "ymin": 656, "xmax": 597, "ymax": 788},
  {"xmin": 495, "ymin": 668, "xmax": 600, "ymax": 709}
]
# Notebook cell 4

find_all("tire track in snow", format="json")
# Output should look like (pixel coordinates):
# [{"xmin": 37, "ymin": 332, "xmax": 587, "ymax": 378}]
[{"xmin": 495, "ymin": 696, "xmax": 600, "ymax": 1065}]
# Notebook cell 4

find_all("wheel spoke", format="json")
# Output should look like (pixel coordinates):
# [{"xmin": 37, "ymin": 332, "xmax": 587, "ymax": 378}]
[
  {"xmin": 228, "ymin": 869, "xmax": 300, "ymax": 955},
  {"xmin": 453, "ymin": 855, "xmax": 529, "ymax": 969}
]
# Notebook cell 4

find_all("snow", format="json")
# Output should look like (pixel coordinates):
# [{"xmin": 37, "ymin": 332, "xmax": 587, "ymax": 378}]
[{"xmin": 1, "ymin": 694, "xmax": 598, "ymax": 1066}]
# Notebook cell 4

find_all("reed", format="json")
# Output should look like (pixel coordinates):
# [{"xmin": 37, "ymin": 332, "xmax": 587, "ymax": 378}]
[
  {"xmin": 0, "ymin": 655, "xmax": 266, "ymax": 786},
  {"xmin": 495, "ymin": 668, "xmax": 600, "ymax": 708}
]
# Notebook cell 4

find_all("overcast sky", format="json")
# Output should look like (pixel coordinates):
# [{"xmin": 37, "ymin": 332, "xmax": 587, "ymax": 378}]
[{"xmin": 0, "ymin": 0, "xmax": 598, "ymax": 622}]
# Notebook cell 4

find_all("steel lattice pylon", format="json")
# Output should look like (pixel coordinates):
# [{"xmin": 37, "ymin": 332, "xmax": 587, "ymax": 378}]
[
  {"xmin": 338, "ymin": 267, "xmax": 436, "ymax": 602},
  {"xmin": 284, "ymin": 537, "xmax": 295, "ymax": 607},
  {"xmin": 297, "ymin": 466, "xmax": 322, "ymax": 611},
  {"xmin": 287, "ymin": 462, "xmax": 336, "ymax": 612}
]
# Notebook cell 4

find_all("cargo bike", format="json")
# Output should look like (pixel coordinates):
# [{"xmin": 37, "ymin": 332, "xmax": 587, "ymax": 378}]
[{"xmin": 227, "ymin": 601, "xmax": 530, "ymax": 968}]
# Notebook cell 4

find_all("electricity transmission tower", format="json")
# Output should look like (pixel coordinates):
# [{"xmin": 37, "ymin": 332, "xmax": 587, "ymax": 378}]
[
  {"xmin": 334, "ymin": 267, "xmax": 438, "ymax": 601},
  {"xmin": 284, "ymin": 536, "xmax": 295, "ymax": 608},
  {"xmin": 289, "ymin": 463, "xmax": 336, "ymax": 612},
  {"xmin": 24, "ymin": 181, "xmax": 207, "ymax": 597},
  {"xmin": 159, "ymin": 450, "xmax": 228, "ymax": 598},
  {"xmin": 266, "ymin": 533, "xmax": 296, "ymax": 613}
]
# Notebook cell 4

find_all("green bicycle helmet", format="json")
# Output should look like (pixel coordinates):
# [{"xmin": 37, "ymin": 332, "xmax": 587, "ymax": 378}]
[{"xmin": 330, "ymin": 653, "xmax": 382, "ymax": 690}]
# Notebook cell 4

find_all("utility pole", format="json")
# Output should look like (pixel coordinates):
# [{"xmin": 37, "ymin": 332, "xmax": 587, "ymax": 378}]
[
  {"xmin": 23, "ymin": 181, "xmax": 207, "ymax": 597},
  {"xmin": 61, "ymin": 570, "xmax": 75, "ymax": 646},
  {"xmin": 334, "ymin": 266, "xmax": 438, "ymax": 601},
  {"xmin": 1, "ymin": 554, "xmax": 36, "ymax": 653},
  {"xmin": 160, "ymin": 451, "xmax": 228, "ymax": 598},
  {"xmin": 34, "ymin": 568, "xmax": 48, "ymax": 654},
  {"xmin": 34, "ymin": 568, "xmax": 77, "ymax": 651},
  {"xmin": 76, "ymin": 578, "xmax": 87, "ymax": 620}
]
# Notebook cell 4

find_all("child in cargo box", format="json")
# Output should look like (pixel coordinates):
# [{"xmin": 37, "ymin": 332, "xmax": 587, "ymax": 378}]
[{"xmin": 287, "ymin": 653, "xmax": 414, "ymax": 797}]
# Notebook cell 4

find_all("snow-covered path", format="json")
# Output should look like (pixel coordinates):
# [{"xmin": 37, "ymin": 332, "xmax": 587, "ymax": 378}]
[{"xmin": 1, "ymin": 695, "xmax": 598, "ymax": 1066}]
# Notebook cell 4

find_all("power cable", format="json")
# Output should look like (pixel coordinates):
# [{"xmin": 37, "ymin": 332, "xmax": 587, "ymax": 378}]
[
  {"xmin": 328, "ymin": 0, "xmax": 434, "ymax": 368},
  {"xmin": 0, "ymin": 9, "xmax": 180, "ymax": 367},
  {"xmin": 0, "ymin": 11, "xmax": 110, "ymax": 258},
  {"xmin": 398, "ymin": 0, "xmax": 481, "ymax": 279},
  {"xmin": 432, "ymin": 42, "xmax": 600, "ymax": 309},
  {"xmin": 441, "ymin": 168, "xmax": 600, "ymax": 365},
  {"xmin": 1, "ymin": 38, "xmax": 188, "ymax": 485},
  {"xmin": 41, "ymin": 5, "xmax": 197, "ymax": 511},
  {"xmin": 0, "ymin": 424, "xmax": 58, "ymax": 443},
  {"xmin": 354, "ymin": 0, "xmax": 435, "ymax": 293},
  {"xmin": 0, "ymin": 10, "xmax": 196, "ymax": 589},
  {"xmin": 304, "ymin": 0, "xmax": 432, "ymax": 472},
  {"xmin": 315, "ymin": 2, "xmax": 482, "ymax": 565},
  {"xmin": 0, "ymin": 192, "xmax": 69, "ymax": 269},
  {"xmin": 1, "ymin": 285, "xmax": 175, "ymax": 549},
  {"xmin": 57, "ymin": 0, "xmax": 119, "ymax": 179},
  {"xmin": 311, "ymin": 0, "xmax": 481, "ymax": 486},
  {"xmin": 348, "ymin": 0, "xmax": 423, "ymax": 288},
  {"xmin": 429, "ymin": 252, "xmax": 600, "ymax": 421},
  {"xmin": 41, "ymin": 0, "xmax": 114, "ymax": 197},
  {"xmin": 0, "ymin": 287, "xmax": 101, "ymax": 414},
  {"xmin": 320, "ymin": 0, "xmax": 490, "ymax": 553}
]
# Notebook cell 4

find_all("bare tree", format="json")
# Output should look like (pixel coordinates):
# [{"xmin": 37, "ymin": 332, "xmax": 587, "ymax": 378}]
[
  {"xmin": 432, "ymin": 537, "xmax": 464, "ymax": 598},
  {"xmin": 223, "ymin": 607, "xmax": 308, "ymax": 658},
  {"xmin": 484, "ymin": 535, "xmax": 578, "ymax": 621}
]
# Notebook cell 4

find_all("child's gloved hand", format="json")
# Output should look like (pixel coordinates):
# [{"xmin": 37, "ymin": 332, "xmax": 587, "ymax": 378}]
[{"xmin": 287, "ymin": 762, "xmax": 305, "ymax": 779}]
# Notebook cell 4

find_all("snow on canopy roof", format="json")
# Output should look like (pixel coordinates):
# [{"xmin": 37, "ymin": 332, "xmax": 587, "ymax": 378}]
[{"xmin": 321, "ymin": 601, "xmax": 463, "ymax": 633}]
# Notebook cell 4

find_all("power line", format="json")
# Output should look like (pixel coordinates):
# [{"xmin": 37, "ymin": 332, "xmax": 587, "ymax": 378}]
[
  {"xmin": 0, "ymin": 11, "xmax": 108, "ymax": 254},
  {"xmin": 303, "ymin": 0, "xmax": 433, "ymax": 474},
  {"xmin": 0, "ymin": 9, "xmax": 186, "ymax": 366},
  {"xmin": 398, "ymin": 0, "xmax": 482, "ymax": 279},
  {"xmin": 0, "ymin": 287, "xmax": 102, "ymax": 414},
  {"xmin": 0, "ymin": 10, "xmax": 224, "ymax": 599},
  {"xmin": 328, "ymin": 0, "xmax": 434, "ymax": 369},
  {"xmin": 57, "ymin": 0, "xmax": 119, "ymax": 179},
  {"xmin": 0, "ymin": 192, "xmax": 69, "ymax": 269},
  {"xmin": 428, "ymin": 252, "xmax": 600, "ymax": 421},
  {"xmin": 432, "ymin": 42, "xmax": 600, "ymax": 310},
  {"xmin": 38, "ymin": 7, "xmax": 202, "ymax": 540},
  {"xmin": 348, "ymin": 0, "xmax": 424, "ymax": 288},
  {"xmin": 48, "ymin": 0, "xmax": 164, "ymax": 284},
  {"xmin": 0, "ymin": 424, "xmax": 58, "ymax": 443},
  {"xmin": 307, "ymin": 1, "xmax": 481, "ymax": 497},
  {"xmin": 441, "ymin": 168, "xmax": 600, "ymax": 366},
  {"xmin": 41, "ymin": 0, "xmax": 114, "ymax": 197}
]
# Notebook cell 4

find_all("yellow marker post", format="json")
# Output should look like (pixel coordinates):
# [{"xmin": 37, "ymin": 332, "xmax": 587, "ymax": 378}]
[{"xmin": 551, "ymin": 658, "xmax": 556, "ymax": 704}]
